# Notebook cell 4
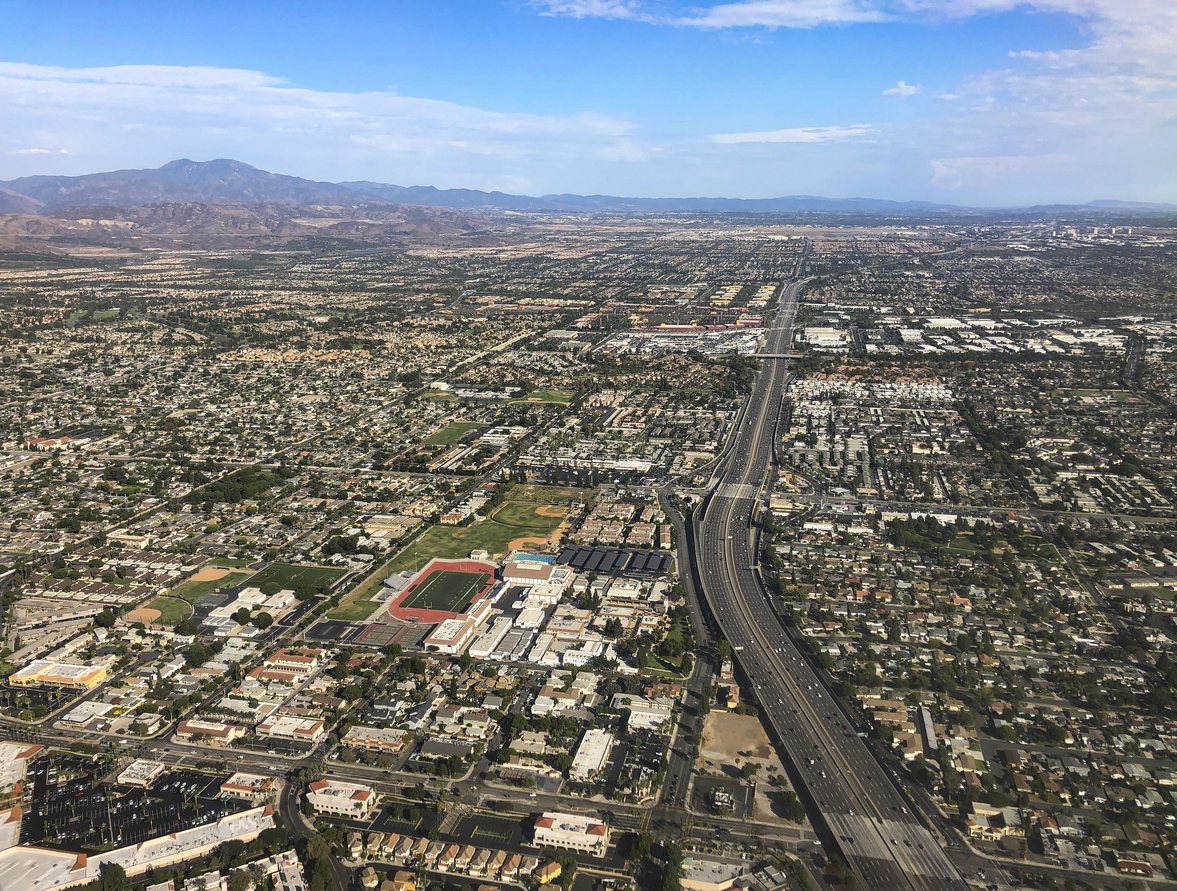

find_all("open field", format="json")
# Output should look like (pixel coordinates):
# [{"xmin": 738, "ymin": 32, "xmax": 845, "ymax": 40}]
[
  {"xmin": 508, "ymin": 389, "xmax": 572, "ymax": 404},
  {"xmin": 248, "ymin": 562, "xmax": 346, "ymax": 593},
  {"xmin": 401, "ymin": 569, "xmax": 489, "ymax": 612},
  {"xmin": 509, "ymin": 485, "xmax": 591, "ymax": 503},
  {"xmin": 491, "ymin": 500, "xmax": 566, "ymax": 529},
  {"xmin": 138, "ymin": 596, "xmax": 192, "ymax": 627},
  {"xmin": 423, "ymin": 421, "xmax": 482, "ymax": 446},
  {"xmin": 168, "ymin": 570, "xmax": 255, "ymax": 603},
  {"xmin": 327, "ymin": 572, "xmax": 391, "ymax": 622}
]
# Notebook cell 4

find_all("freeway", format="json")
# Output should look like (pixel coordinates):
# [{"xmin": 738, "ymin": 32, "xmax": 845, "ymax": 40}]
[{"xmin": 692, "ymin": 280, "xmax": 967, "ymax": 891}]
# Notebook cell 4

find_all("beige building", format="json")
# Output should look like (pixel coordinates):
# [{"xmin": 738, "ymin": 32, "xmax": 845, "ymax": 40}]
[
  {"xmin": 306, "ymin": 779, "xmax": 378, "ymax": 819},
  {"xmin": 533, "ymin": 812, "xmax": 609, "ymax": 857}
]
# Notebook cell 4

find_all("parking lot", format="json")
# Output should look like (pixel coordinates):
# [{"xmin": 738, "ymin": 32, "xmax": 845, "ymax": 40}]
[
  {"xmin": 451, "ymin": 814, "xmax": 527, "ymax": 850},
  {"xmin": 20, "ymin": 759, "xmax": 241, "ymax": 852}
]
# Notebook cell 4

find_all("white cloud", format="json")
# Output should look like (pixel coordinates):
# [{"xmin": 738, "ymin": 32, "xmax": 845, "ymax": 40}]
[
  {"xmin": 711, "ymin": 124, "xmax": 873, "ymax": 143},
  {"xmin": 533, "ymin": 0, "xmax": 649, "ymax": 19},
  {"xmin": 882, "ymin": 80, "xmax": 920, "ymax": 97},
  {"xmin": 680, "ymin": 0, "xmax": 887, "ymax": 28},
  {"xmin": 10, "ymin": 148, "xmax": 52, "ymax": 155},
  {"xmin": 0, "ymin": 62, "xmax": 644, "ymax": 188}
]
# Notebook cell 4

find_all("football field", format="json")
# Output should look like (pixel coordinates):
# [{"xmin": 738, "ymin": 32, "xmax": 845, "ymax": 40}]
[{"xmin": 401, "ymin": 569, "xmax": 489, "ymax": 612}]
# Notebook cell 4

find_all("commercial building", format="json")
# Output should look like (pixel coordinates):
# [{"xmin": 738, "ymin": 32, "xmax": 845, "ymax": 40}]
[
  {"xmin": 117, "ymin": 759, "xmax": 167, "ymax": 787},
  {"xmin": 532, "ymin": 812, "xmax": 609, "ymax": 857},
  {"xmin": 220, "ymin": 773, "xmax": 276, "ymax": 804},
  {"xmin": 8, "ymin": 658, "xmax": 110, "ymax": 691},
  {"xmin": 174, "ymin": 719, "xmax": 246, "ymax": 745},
  {"xmin": 256, "ymin": 715, "xmax": 326, "ymax": 746},
  {"xmin": 569, "ymin": 729, "xmax": 614, "ymax": 782},
  {"xmin": 340, "ymin": 726, "xmax": 408, "ymax": 754},
  {"xmin": 0, "ymin": 741, "xmax": 42, "ymax": 804},
  {"xmin": 0, "ymin": 805, "xmax": 275, "ymax": 891},
  {"xmin": 306, "ymin": 779, "xmax": 378, "ymax": 819}
]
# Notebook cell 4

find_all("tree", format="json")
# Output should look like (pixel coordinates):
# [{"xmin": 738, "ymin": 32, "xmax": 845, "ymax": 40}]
[
  {"xmin": 228, "ymin": 869, "xmax": 252, "ymax": 891},
  {"xmin": 232, "ymin": 607, "xmax": 252, "ymax": 626},
  {"xmin": 101, "ymin": 863, "xmax": 128, "ymax": 891},
  {"xmin": 252, "ymin": 612, "xmax": 273, "ymax": 629},
  {"xmin": 660, "ymin": 844, "xmax": 682, "ymax": 891},
  {"xmin": 632, "ymin": 831, "xmax": 653, "ymax": 859}
]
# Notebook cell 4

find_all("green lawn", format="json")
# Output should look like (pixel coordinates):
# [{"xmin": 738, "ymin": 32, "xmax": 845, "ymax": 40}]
[
  {"xmin": 386, "ymin": 521, "xmax": 524, "ymax": 572},
  {"xmin": 248, "ymin": 562, "xmax": 346, "ymax": 593},
  {"xmin": 491, "ymin": 500, "xmax": 565, "ymax": 529},
  {"xmin": 508, "ymin": 389, "xmax": 573, "ymax": 405},
  {"xmin": 423, "ymin": 422, "xmax": 482, "ymax": 446},
  {"xmin": 141, "ymin": 595, "xmax": 193, "ymax": 627},
  {"xmin": 168, "ymin": 570, "xmax": 256, "ymax": 603}
]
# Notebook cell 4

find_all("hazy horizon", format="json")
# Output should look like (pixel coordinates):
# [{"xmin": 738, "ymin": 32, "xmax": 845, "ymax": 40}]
[{"xmin": 2, "ymin": 0, "xmax": 1174, "ymax": 206}]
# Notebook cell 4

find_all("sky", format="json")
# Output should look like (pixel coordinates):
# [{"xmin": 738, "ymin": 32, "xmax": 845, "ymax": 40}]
[{"xmin": 0, "ymin": 0, "xmax": 1174, "ymax": 205}]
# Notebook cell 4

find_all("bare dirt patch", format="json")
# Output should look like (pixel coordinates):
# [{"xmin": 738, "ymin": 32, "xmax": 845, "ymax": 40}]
[
  {"xmin": 534, "ymin": 504, "xmax": 567, "ymax": 518},
  {"xmin": 509, "ymin": 536, "xmax": 551, "ymax": 551},
  {"xmin": 697, "ymin": 710, "xmax": 804, "ymax": 826},
  {"xmin": 189, "ymin": 566, "xmax": 233, "ymax": 582},
  {"xmin": 126, "ymin": 608, "xmax": 161, "ymax": 624}
]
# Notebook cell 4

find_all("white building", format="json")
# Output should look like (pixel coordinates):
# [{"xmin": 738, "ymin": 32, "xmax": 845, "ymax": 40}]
[
  {"xmin": 257, "ymin": 715, "xmax": 326, "ymax": 745},
  {"xmin": 569, "ymin": 728, "xmax": 614, "ymax": 782},
  {"xmin": 423, "ymin": 617, "xmax": 476, "ymax": 654},
  {"xmin": 306, "ymin": 779, "xmax": 379, "ymax": 819},
  {"xmin": 533, "ymin": 811, "xmax": 609, "ymax": 857},
  {"xmin": 611, "ymin": 693, "xmax": 675, "ymax": 730},
  {"xmin": 117, "ymin": 759, "xmax": 167, "ymax": 787}
]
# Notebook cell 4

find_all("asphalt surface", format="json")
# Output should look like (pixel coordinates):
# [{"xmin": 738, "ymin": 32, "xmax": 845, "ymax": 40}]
[{"xmin": 692, "ymin": 281, "xmax": 968, "ymax": 891}]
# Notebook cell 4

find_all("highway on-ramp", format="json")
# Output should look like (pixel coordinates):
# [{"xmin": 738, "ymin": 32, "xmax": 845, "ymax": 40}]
[{"xmin": 692, "ymin": 280, "xmax": 967, "ymax": 891}]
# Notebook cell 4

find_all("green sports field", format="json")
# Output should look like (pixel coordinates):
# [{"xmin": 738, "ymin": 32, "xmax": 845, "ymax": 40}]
[
  {"xmin": 400, "ymin": 570, "xmax": 489, "ymax": 612},
  {"xmin": 248, "ymin": 562, "xmax": 346, "ymax": 592}
]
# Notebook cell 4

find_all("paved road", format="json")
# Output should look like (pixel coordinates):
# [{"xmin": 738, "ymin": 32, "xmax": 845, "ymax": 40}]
[{"xmin": 692, "ymin": 280, "xmax": 967, "ymax": 891}]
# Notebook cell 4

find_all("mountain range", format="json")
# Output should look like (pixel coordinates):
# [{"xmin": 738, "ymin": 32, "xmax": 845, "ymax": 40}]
[{"xmin": 5, "ymin": 158, "xmax": 1172, "ymax": 217}]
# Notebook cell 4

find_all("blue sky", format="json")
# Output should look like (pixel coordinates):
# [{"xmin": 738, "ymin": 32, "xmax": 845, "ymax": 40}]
[{"xmin": 1, "ymin": 0, "xmax": 1173, "ymax": 204}]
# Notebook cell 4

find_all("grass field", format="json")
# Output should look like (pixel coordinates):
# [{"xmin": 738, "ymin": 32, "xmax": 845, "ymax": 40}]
[
  {"xmin": 168, "ymin": 570, "xmax": 255, "ymax": 603},
  {"xmin": 141, "ymin": 596, "xmax": 192, "ymax": 627},
  {"xmin": 248, "ymin": 562, "xmax": 346, "ymax": 593},
  {"xmin": 491, "ymin": 500, "xmax": 566, "ymax": 529},
  {"xmin": 401, "ymin": 570, "xmax": 489, "ymax": 612},
  {"xmin": 508, "ymin": 389, "xmax": 573, "ymax": 404},
  {"xmin": 423, "ymin": 422, "xmax": 482, "ymax": 446}
]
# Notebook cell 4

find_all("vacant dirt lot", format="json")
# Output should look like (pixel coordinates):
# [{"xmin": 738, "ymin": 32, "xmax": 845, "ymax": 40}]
[{"xmin": 697, "ymin": 710, "xmax": 806, "ymax": 826}]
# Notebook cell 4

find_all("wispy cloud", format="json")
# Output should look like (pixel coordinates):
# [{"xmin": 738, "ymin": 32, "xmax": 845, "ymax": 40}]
[
  {"xmin": 711, "ymin": 124, "xmax": 873, "ymax": 143},
  {"xmin": 0, "ymin": 62, "xmax": 643, "ymax": 187},
  {"xmin": 681, "ymin": 0, "xmax": 887, "ymax": 28},
  {"xmin": 532, "ymin": 0, "xmax": 650, "ymax": 19},
  {"xmin": 882, "ymin": 80, "xmax": 920, "ymax": 96}
]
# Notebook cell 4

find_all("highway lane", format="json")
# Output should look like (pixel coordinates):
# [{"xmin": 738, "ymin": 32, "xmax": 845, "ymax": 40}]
[{"xmin": 692, "ymin": 280, "xmax": 967, "ymax": 891}]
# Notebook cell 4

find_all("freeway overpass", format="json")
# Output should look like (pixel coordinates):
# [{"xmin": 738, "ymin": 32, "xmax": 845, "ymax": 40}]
[{"xmin": 691, "ymin": 280, "xmax": 967, "ymax": 891}]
